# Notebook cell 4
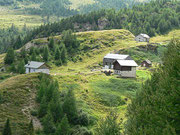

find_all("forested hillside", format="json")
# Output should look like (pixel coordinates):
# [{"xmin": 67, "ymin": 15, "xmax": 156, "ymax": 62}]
[
  {"xmin": 9, "ymin": 0, "xmax": 180, "ymax": 51},
  {"xmin": 0, "ymin": 0, "xmax": 151, "ymax": 53},
  {"xmin": 1, "ymin": 0, "xmax": 179, "ymax": 54},
  {"xmin": 0, "ymin": 0, "xmax": 77, "ymax": 17},
  {"xmin": 0, "ymin": 0, "xmax": 149, "ymax": 15},
  {"xmin": 79, "ymin": 0, "xmax": 150, "ymax": 13},
  {"xmin": 0, "ymin": 0, "xmax": 147, "ymax": 17}
]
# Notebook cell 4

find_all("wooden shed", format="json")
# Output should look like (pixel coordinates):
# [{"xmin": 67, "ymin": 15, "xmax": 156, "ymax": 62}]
[
  {"xmin": 103, "ymin": 54, "xmax": 132, "ymax": 69},
  {"xmin": 141, "ymin": 60, "xmax": 152, "ymax": 67},
  {"xmin": 25, "ymin": 61, "xmax": 50, "ymax": 74},
  {"xmin": 135, "ymin": 34, "xmax": 150, "ymax": 42},
  {"xmin": 113, "ymin": 60, "xmax": 138, "ymax": 78}
]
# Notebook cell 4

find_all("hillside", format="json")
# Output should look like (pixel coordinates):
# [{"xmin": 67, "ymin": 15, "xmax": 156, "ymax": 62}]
[
  {"xmin": 0, "ymin": 0, "xmax": 149, "ymax": 29},
  {"xmin": 0, "ymin": 29, "xmax": 151, "ymax": 134},
  {"xmin": 0, "ymin": 28, "xmax": 179, "ymax": 134},
  {"xmin": 0, "ymin": 0, "xmax": 179, "ymax": 54},
  {"xmin": 0, "ymin": 73, "xmax": 40, "ymax": 135}
]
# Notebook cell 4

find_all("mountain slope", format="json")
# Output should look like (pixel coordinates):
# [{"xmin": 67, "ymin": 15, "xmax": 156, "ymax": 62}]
[
  {"xmin": 0, "ymin": 74, "xmax": 40, "ymax": 135},
  {"xmin": 0, "ymin": 0, "xmax": 150, "ymax": 29},
  {"xmin": 0, "ymin": 28, "xmax": 178, "ymax": 134}
]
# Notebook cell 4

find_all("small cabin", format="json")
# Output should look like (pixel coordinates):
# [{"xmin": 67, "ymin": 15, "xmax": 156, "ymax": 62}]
[
  {"xmin": 141, "ymin": 60, "xmax": 152, "ymax": 67},
  {"xmin": 113, "ymin": 60, "xmax": 138, "ymax": 78},
  {"xmin": 25, "ymin": 61, "xmax": 50, "ymax": 74},
  {"xmin": 135, "ymin": 34, "xmax": 150, "ymax": 42},
  {"xmin": 103, "ymin": 54, "xmax": 132, "ymax": 69}
]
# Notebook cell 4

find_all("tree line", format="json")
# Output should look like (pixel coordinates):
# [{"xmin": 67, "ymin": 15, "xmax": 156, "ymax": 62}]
[
  {"xmin": 7, "ymin": 0, "xmax": 179, "ymax": 51},
  {"xmin": 1, "ymin": 0, "xmax": 179, "ymax": 53},
  {"xmin": 0, "ymin": 24, "xmax": 29, "ymax": 53}
]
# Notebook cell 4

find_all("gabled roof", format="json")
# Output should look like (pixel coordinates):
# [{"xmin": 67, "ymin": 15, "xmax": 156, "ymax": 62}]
[
  {"xmin": 25, "ymin": 61, "xmax": 46, "ymax": 69},
  {"xmin": 139, "ymin": 33, "xmax": 150, "ymax": 39},
  {"xmin": 144, "ymin": 59, "xmax": 152, "ymax": 64},
  {"xmin": 116, "ymin": 60, "xmax": 138, "ymax": 67},
  {"xmin": 104, "ymin": 54, "xmax": 129, "ymax": 60}
]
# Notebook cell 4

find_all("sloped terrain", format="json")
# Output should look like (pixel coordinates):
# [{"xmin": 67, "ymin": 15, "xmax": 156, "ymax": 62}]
[
  {"xmin": 0, "ymin": 29, "xmax": 179, "ymax": 134},
  {"xmin": 0, "ymin": 73, "xmax": 40, "ymax": 135}
]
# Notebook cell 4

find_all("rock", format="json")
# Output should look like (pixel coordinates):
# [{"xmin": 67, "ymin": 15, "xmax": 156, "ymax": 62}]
[{"xmin": 98, "ymin": 18, "xmax": 109, "ymax": 30}]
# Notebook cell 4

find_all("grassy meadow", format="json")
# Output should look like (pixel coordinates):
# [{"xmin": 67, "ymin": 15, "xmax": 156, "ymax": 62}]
[
  {"xmin": 0, "ymin": 74, "xmax": 40, "ymax": 135},
  {"xmin": 0, "ymin": 29, "xmax": 179, "ymax": 133},
  {"xmin": 150, "ymin": 29, "xmax": 180, "ymax": 44},
  {"xmin": 0, "ymin": 6, "xmax": 43, "ymax": 29},
  {"xmin": 48, "ymin": 29, "xmax": 152, "ymax": 127},
  {"xmin": 70, "ymin": 0, "xmax": 95, "ymax": 9}
]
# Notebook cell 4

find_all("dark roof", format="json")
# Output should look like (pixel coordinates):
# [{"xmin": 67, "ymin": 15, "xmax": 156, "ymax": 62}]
[{"xmin": 25, "ymin": 61, "xmax": 47, "ymax": 69}]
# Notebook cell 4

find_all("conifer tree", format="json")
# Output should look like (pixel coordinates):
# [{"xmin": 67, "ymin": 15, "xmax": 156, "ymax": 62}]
[
  {"xmin": 43, "ymin": 46, "xmax": 49, "ymax": 62},
  {"xmin": 48, "ymin": 99, "xmax": 64, "ymax": 123},
  {"xmin": 31, "ymin": 49, "xmax": 36, "ymax": 61},
  {"xmin": 20, "ymin": 47, "xmax": 26, "ymax": 58},
  {"xmin": 17, "ymin": 60, "xmax": 25, "ymax": 74},
  {"xmin": 62, "ymin": 89, "xmax": 77, "ymax": 124},
  {"xmin": 125, "ymin": 39, "xmax": 180, "ymax": 134},
  {"xmin": 30, "ymin": 47, "xmax": 34, "ymax": 55},
  {"xmin": 96, "ymin": 111, "xmax": 121, "ymax": 135},
  {"xmin": 4, "ymin": 48, "xmax": 15, "ymax": 65},
  {"xmin": 42, "ymin": 111, "xmax": 56, "ymax": 134},
  {"xmin": 38, "ymin": 96, "xmax": 48, "ymax": 118},
  {"xmin": 3, "ymin": 119, "xmax": 12, "ymax": 135},
  {"xmin": 55, "ymin": 47, "xmax": 61, "ymax": 60},
  {"xmin": 14, "ymin": 35, "xmax": 22, "ymax": 49},
  {"xmin": 60, "ymin": 43, "xmax": 67, "ymax": 64},
  {"xmin": 10, "ymin": 63, "xmax": 16, "ymax": 73},
  {"xmin": 56, "ymin": 115, "xmax": 70, "ymax": 135},
  {"xmin": 36, "ymin": 81, "xmax": 46, "ymax": 103},
  {"xmin": 48, "ymin": 38, "xmax": 55, "ymax": 50}
]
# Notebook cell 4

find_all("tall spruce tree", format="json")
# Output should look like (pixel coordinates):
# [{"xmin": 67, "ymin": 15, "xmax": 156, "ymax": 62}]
[
  {"xmin": 62, "ymin": 89, "xmax": 77, "ymax": 124},
  {"xmin": 4, "ymin": 48, "xmax": 15, "ymax": 65},
  {"xmin": 56, "ymin": 115, "xmax": 70, "ymax": 135},
  {"xmin": 17, "ymin": 60, "xmax": 25, "ymax": 74},
  {"xmin": 60, "ymin": 43, "xmax": 67, "ymax": 64},
  {"xmin": 42, "ymin": 111, "xmax": 56, "ymax": 134},
  {"xmin": 38, "ymin": 95, "xmax": 48, "ymax": 118},
  {"xmin": 3, "ymin": 119, "xmax": 12, "ymax": 135},
  {"xmin": 48, "ymin": 97, "xmax": 64, "ymax": 123},
  {"xmin": 31, "ymin": 49, "xmax": 36, "ymax": 61},
  {"xmin": 14, "ymin": 35, "xmax": 22, "ymax": 49},
  {"xmin": 43, "ymin": 46, "xmax": 49, "ymax": 62},
  {"xmin": 48, "ymin": 38, "xmax": 55, "ymax": 50},
  {"xmin": 55, "ymin": 47, "xmax": 61, "ymax": 60}
]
